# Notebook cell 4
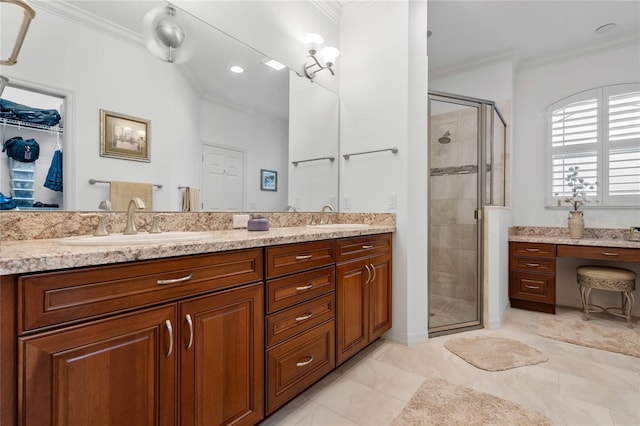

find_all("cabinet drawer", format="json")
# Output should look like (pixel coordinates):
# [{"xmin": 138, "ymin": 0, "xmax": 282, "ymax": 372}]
[
  {"xmin": 509, "ymin": 271, "xmax": 555, "ymax": 304},
  {"xmin": 266, "ymin": 266, "xmax": 335, "ymax": 313},
  {"xmin": 509, "ymin": 242, "xmax": 556, "ymax": 258},
  {"xmin": 266, "ymin": 321, "xmax": 335, "ymax": 414},
  {"xmin": 266, "ymin": 293, "xmax": 335, "ymax": 348},
  {"xmin": 19, "ymin": 249, "xmax": 263, "ymax": 333},
  {"xmin": 266, "ymin": 240, "xmax": 335, "ymax": 279},
  {"xmin": 336, "ymin": 233, "xmax": 392, "ymax": 263},
  {"xmin": 557, "ymin": 245, "xmax": 640, "ymax": 262},
  {"xmin": 510, "ymin": 256, "xmax": 556, "ymax": 273}
]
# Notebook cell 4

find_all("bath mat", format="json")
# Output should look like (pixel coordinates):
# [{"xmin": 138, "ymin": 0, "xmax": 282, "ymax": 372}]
[
  {"xmin": 444, "ymin": 336, "xmax": 548, "ymax": 371},
  {"xmin": 538, "ymin": 316, "xmax": 640, "ymax": 358},
  {"xmin": 392, "ymin": 378, "xmax": 551, "ymax": 426}
]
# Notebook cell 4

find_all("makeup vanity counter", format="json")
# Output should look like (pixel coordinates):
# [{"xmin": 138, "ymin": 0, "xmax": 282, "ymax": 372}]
[
  {"xmin": 508, "ymin": 227, "xmax": 640, "ymax": 314},
  {"xmin": 0, "ymin": 224, "xmax": 394, "ymax": 426}
]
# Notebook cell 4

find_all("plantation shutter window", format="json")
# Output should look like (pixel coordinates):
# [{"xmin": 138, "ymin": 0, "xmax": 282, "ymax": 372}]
[{"xmin": 547, "ymin": 83, "xmax": 640, "ymax": 208}]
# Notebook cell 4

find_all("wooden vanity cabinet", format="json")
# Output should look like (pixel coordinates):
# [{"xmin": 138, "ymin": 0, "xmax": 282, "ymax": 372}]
[
  {"xmin": 15, "ymin": 249, "xmax": 264, "ymax": 426},
  {"xmin": 336, "ymin": 234, "xmax": 392, "ymax": 365},
  {"xmin": 508, "ymin": 242, "xmax": 557, "ymax": 314},
  {"xmin": 264, "ymin": 241, "xmax": 336, "ymax": 415}
]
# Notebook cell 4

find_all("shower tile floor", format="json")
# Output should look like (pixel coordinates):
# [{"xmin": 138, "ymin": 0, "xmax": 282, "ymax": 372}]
[
  {"xmin": 261, "ymin": 307, "xmax": 640, "ymax": 426},
  {"xmin": 428, "ymin": 294, "xmax": 477, "ymax": 328}
]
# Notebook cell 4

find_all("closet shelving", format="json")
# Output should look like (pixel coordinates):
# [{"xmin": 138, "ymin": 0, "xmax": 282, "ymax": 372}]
[{"xmin": 1, "ymin": 117, "xmax": 64, "ymax": 210}]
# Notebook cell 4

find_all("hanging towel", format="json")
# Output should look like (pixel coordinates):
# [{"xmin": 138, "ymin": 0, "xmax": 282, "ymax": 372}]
[
  {"xmin": 110, "ymin": 181, "xmax": 153, "ymax": 211},
  {"xmin": 44, "ymin": 149, "xmax": 63, "ymax": 192},
  {"xmin": 182, "ymin": 187, "xmax": 201, "ymax": 212}
]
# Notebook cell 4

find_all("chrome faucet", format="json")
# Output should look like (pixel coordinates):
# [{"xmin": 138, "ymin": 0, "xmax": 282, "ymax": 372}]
[
  {"xmin": 319, "ymin": 204, "xmax": 335, "ymax": 224},
  {"xmin": 123, "ymin": 197, "xmax": 145, "ymax": 235}
]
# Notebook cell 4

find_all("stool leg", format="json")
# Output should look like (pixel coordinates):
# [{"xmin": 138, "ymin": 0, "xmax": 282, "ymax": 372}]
[
  {"xmin": 624, "ymin": 291, "xmax": 635, "ymax": 329},
  {"xmin": 580, "ymin": 285, "xmax": 591, "ymax": 321}
]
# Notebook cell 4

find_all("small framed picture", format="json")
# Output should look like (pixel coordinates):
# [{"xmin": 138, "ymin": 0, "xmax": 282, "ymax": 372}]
[
  {"xmin": 100, "ymin": 109, "xmax": 150, "ymax": 162},
  {"xmin": 260, "ymin": 169, "xmax": 277, "ymax": 191}
]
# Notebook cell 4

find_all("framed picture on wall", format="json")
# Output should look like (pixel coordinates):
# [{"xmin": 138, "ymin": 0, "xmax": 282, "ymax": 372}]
[
  {"xmin": 100, "ymin": 109, "xmax": 150, "ymax": 162},
  {"xmin": 260, "ymin": 169, "xmax": 277, "ymax": 191}
]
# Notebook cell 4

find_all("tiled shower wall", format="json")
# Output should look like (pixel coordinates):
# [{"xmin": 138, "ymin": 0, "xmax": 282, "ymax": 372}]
[{"xmin": 430, "ymin": 106, "xmax": 478, "ymax": 300}]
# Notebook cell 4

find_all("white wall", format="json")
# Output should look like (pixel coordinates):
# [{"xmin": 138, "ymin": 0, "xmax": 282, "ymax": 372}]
[
  {"xmin": 429, "ymin": 59, "xmax": 514, "ymax": 104},
  {"xmin": 199, "ymin": 100, "xmax": 289, "ymax": 212},
  {"xmin": 340, "ymin": 0, "xmax": 428, "ymax": 345},
  {"xmin": 1, "ymin": 6, "xmax": 201, "ymax": 211},
  {"xmin": 288, "ymin": 70, "xmax": 339, "ymax": 212},
  {"xmin": 484, "ymin": 206, "xmax": 511, "ymax": 328},
  {"xmin": 512, "ymin": 43, "xmax": 640, "ymax": 228}
]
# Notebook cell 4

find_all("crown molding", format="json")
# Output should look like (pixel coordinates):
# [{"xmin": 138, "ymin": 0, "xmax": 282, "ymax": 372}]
[
  {"xmin": 31, "ymin": 0, "xmax": 145, "ymax": 50},
  {"xmin": 429, "ymin": 49, "xmax": 517, "ymax": 81},
  {"xmin": 309, "ymin": 0, "xmax": 343, "ymax": 25},
  {"xmin": 517, "ymin": 32, "xmax": 640, "ymax": 72}
]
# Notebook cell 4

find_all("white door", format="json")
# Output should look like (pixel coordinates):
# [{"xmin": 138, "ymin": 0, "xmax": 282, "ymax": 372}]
[{"xmin": 201, "ymin": 144, "xmax": 244, "ymax": 211}]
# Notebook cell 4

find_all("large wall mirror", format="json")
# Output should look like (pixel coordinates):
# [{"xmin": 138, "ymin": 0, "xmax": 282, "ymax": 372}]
[{"xmin": 0, "ymin": 0, "xmax": 339, "ymax": 212}]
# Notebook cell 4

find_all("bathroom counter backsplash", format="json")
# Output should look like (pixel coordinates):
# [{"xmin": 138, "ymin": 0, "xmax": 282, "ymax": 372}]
[
  {"xmin": 0, "ymin": 212, "xmax": 395, "ymax": 275},
  {"xmin": 0, "ymin": 211, "xmax": 395, "ymax": 241},
  {"xmin": 509, "ymin": 226, "xmax": 640, "ymax": 249}
]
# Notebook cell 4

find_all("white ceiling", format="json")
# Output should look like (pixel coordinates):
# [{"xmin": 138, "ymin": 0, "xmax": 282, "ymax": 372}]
[{"xmin": 427, "ymin": 0, "xmax": 640, "ymax": 76}]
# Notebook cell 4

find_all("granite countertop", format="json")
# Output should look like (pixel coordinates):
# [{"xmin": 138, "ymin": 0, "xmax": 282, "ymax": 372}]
[
  {"xmin": 0, "ymin": 225, "xmax": 395, "ymax": 275},
  {"xmin": 508, "ymin": 226, "xmax": 640, "ymax": 249}
]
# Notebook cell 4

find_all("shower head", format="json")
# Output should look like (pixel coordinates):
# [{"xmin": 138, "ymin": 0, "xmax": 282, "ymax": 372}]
[{"xmin": 438, "ymin": 131, "xmax": 451, "ymax": 144}]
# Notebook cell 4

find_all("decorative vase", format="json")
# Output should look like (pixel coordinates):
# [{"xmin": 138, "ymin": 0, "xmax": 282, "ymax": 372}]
[{"xmin": 568, "ymin": 210, "xmax": 584, "ymax": 239}]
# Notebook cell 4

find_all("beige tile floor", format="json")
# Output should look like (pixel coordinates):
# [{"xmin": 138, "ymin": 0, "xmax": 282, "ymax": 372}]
[{"xmin": 262, "ymin": 307, "xmax": 640, "ymax": 426}]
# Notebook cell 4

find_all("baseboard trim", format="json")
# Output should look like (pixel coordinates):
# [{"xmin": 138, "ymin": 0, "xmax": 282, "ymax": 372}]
[{"xmin": 383, "ymin": 329, "xmax": 429, "ymax": 346}]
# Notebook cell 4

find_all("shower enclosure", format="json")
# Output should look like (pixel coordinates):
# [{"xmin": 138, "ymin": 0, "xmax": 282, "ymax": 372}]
[{"xmin": 428, "ymin": 91, "xmax": 507, "ymax": 335}]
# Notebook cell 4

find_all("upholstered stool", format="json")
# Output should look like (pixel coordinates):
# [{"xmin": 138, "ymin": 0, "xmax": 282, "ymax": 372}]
[{"xmin": 577, "ymin": 266, "xmax": 636, "ymax": 328}]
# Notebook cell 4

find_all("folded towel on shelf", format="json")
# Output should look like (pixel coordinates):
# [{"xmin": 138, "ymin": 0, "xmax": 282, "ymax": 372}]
[
  {"xmin": 110, "ymin": 181, "xmax": 153, "ymax": 211},
  {"xmin": 182, "ymin": 187, "xmax": 201, "ymax": 212},
  {"xmin": 44, "ymin": 149, "xmax": 63, "ymax": 192}
]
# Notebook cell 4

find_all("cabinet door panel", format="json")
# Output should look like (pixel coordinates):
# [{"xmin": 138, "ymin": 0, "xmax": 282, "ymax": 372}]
[
  {"xmin": 180, "ymin": 283, "xmax": 263, "ymax": 426},
  {"xmin": 19, "ymin": 306, "xmax": 176, "ymax": 426},
  {"xmin": 368, "ymin": 253, "xmax": 392, "ymax": 341},
  {"xmin": 336, "ymin": 259, "xmax": 369, "ymax": 365}
]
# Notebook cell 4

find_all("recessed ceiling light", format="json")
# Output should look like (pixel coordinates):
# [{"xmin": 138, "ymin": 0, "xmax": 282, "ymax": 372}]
[
  {"xmin": 263, "ymin": 59, "xmax": 286, "ymax": 71},
  {"xmin": 595, "ymin": 23, "xmax": 617, "ymax": 34},
  {"xmin": 230, "ymin": 65, "xmax": 244, "ymax": 73}
]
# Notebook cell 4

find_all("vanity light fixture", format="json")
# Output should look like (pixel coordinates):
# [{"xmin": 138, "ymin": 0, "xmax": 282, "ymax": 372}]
[
  {"xmin": 303, "ymin": 33, "xmax": 340, "ymax": 81},
  {"xmin": 0, "ymin": 0, "xmax": 36, "ymax": 66}
]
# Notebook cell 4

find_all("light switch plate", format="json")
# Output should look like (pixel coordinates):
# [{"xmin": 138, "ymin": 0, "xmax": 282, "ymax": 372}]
[
  {"xmin": 387, "ymin": 193, "xmax": 397, "ymax": 209},
  {"xmin": 232, "ymin": 214, "xmax": 250, "ymax": 228}
]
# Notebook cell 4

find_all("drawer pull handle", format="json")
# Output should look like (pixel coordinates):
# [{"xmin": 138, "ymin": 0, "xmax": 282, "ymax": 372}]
[
  {"xmin": 296, "ymin": 355, "xmax": 314, "ymax": 367},
  {"xmin": 601, "ymin": 252, "xmax": 619, "ymax": 257},
  {"xmin": 362, "ymin": 245, "xmax": 374, "ymax": 249},
  {"xmin": 185, "ymin": 314, "xmax": 194, "ymax": 350},
  {"xmin": 525, "ymin": 248, "xmax": 540, "ymax": 252},
  {"xmin": 525, "ymin": 285, "xmax": 540, "ymax": 290},
  {"xmin": 295, "ymin": 254, "xmax": 313, "ymax": 261},
  {"xmin": 157, "ymin": 274, "xmax": 193, "ymax": 285},
  {"xmin": 165, "ymin": 320, "xmax": 174, "ymax": 358},
  {"xmin": 364, "ymin": 264, "xmax": 372, "ymax": 284},
  {"xmin": 524, "ymin": 263, "xmax": 540, "ymax": 267},
  {"xmin": 296, "ymin": 284, "xmax": 313, "ymax": 291},
  {"xmin": 370, "ymin": 263, "xmax": 376, "ymax": 282},
  {"xmin": 296, "ymin": 312, "xmax": 313, "ymax": 322}
]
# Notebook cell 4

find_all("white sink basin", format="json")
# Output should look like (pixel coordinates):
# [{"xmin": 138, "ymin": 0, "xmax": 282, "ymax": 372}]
[
  {"xmin": 59, "ymin": 231, "xmax": 213, "ymax": 246},
  {"xmin": 306, "ymin": 224, "xmax": 370, "ymax": 230}
]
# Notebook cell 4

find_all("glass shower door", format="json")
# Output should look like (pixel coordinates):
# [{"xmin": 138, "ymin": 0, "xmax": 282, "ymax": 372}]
[{"xmin": 428, "ymin": 94, "xmax": 482, "ymax": 334}]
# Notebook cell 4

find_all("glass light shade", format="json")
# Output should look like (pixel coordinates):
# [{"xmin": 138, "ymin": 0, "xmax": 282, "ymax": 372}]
[
  {"xmin": 304, "ymin": 33, "xmax": 324, "ymax": 54},
  {"xmin": 321, "ymin": 46, "xmax": 340, "ymax": 66}
]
